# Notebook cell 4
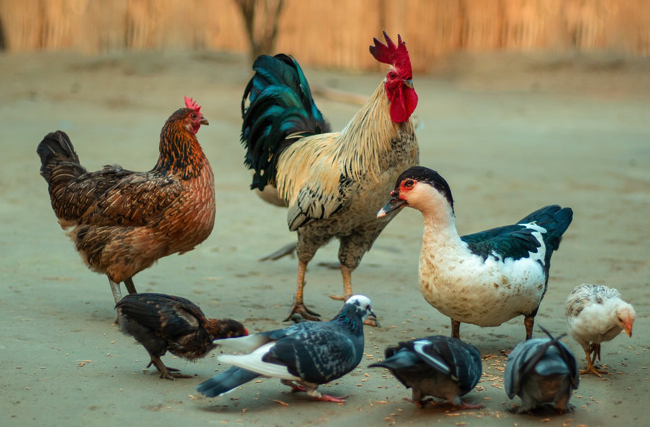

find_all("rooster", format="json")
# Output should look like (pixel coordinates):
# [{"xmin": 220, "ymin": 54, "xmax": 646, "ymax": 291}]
[
  {"xmin": 240, "ymin": 32, "xmax": 419, "ymax": 321},
  {"xmin": 37, "ymin": 97, "xmax": 215, "ymax": 305},
  {"xmin": 116, "ymin": 293, "xmax": 247, "ymax": 380}
]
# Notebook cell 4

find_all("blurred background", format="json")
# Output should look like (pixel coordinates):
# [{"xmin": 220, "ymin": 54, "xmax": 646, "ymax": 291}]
[{"xmin": 1, "ymin": 0, "xmax": 648, "ymax": 71}]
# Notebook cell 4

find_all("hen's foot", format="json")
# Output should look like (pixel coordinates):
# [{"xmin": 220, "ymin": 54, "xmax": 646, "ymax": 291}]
[{"xmin": 259, "ymin": 242, "xmax": 296, "ymax": 261}]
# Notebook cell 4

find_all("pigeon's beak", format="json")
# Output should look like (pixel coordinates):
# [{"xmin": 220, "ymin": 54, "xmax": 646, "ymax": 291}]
[{"xmin": 377, "ymin": 191, "xmax": 406, "ymax": 218}]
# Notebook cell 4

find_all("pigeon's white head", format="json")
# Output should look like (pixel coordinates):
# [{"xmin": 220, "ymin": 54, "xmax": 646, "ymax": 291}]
[{"xmin": 346, "ymin": 295, "xmax": 375, "ymax": 320}]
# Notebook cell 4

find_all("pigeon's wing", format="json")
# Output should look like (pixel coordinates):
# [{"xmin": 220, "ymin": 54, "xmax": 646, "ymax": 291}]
[
  {"xmin": 369, "ymin": 344, "xmax": 425, "ymax": 389},
  {"xmin": 554, "ymin": 340, "xmax": 580, "ymax": 389},
  {"xmin": 262, "ymin": 323, "xmax": 361, "ymax": 384},
  {"xmin": 415, "ymin": 336, "xmax": 482, "ymax": 394},
  {"xmin": 504, "ymin": 339, "xmax": 549, "ymax": 399}
]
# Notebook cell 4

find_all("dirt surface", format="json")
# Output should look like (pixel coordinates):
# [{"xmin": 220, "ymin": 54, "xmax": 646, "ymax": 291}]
[{"xmin": 1, "ymin": 50, "xmax": 648, "ymax": 427}]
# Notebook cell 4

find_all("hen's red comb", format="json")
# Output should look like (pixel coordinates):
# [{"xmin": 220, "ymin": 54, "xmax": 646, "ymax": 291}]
[
  {"xmin": 184, "ymin": 96, "xmax": 201, "ymax": 112},
  {"xmin": 369, "ymin": 31, "xmax": 412, "ymax": 78}
]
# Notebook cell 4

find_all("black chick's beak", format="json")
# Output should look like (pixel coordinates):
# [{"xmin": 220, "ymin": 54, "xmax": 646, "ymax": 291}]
[{"xmin": 377, "ymin": 192, "xmax": 406, "ymax": 218}]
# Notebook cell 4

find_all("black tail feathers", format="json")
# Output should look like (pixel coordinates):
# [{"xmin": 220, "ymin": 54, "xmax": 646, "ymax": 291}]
[{"xmin": 37, "ymin": 131, "xmax": 80, "ymax": 181}]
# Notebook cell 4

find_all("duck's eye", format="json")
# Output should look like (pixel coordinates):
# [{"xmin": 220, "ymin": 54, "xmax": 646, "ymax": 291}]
[{"xmin": 404, "ymin": 179, "xmax": 414, "ymax": 188}]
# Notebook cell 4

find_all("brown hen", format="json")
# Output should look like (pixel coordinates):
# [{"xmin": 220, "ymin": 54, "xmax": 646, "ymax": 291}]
[
  {"xmin": 37, "ymin": 97, "xmax": 215, "ymax": 304},
  {"xmin": 116, "ymin": 293, "xmax": 247, "ymax": 379}
]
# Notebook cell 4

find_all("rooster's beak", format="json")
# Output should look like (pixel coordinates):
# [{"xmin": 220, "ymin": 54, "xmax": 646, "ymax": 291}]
[
  {"xmin": 403, "ymin": 79, "xmax": 414, "ymax": 89},
  {"xmin": 377, "ymin": 193, "xmax": 406, "ymax": 218}
]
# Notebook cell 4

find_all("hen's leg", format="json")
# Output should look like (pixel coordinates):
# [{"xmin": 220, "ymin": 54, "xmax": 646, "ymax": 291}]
[{"xmin": 284, "ymin": 260, "xmax": 320, "ymax": 321}]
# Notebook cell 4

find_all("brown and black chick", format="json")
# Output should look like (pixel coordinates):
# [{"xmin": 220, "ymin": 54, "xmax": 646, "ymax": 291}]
[{"xmin": 115, "ymin": 293, "xmax": 248, "ymax": 380}]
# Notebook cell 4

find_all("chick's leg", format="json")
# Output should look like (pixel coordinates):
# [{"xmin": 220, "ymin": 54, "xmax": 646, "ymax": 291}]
[
  {"xmin": 284, "ymin": 260, "xmax": 321, "ymax": 321},
  {"xmin": 147, "ymin": 354, "xmax": 191, "ymax": 380},
  {"xmin": 580, "ymin": 344, "xmax": 608, "ymax": 376}
]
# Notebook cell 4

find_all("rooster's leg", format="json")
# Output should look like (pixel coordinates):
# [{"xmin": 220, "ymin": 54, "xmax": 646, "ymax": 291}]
[
  {"xmin": 284, "ymin": 260, "xmax": 320, "ymax": 321},
  {"xmin": 109, "ymin": 278, "xmax": 123, "ymax": 305},
  {"xmin": 124, "ymin": 277, "xmax": 137, "ymax": 294},
  {"xmin": 328, "ymin": 265, "xmax": 353, "ymax": 301}
]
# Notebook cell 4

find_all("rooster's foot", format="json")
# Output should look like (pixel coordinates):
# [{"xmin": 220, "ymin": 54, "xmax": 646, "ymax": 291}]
[{"xmin": 284, "ymin": 302, "xmax": 320, "ymax": 322}]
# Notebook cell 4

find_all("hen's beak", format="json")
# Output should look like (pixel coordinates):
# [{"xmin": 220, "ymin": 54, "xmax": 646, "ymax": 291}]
[
  {"xmin": 377, "ymin": 192, "xmax": 406, "ymax": 218},
  {"xmin": 200, "ymin": 115, "xmax": 209, "ymax": 126}
]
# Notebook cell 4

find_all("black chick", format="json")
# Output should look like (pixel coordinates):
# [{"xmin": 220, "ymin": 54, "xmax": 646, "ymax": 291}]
[
  {"xmin": 115, "ymin": 293, "xmax": 248, "ymax": 380},
  {"xmin": 370, "ymin": 335, "xmax": 483, "ymax": 409}
]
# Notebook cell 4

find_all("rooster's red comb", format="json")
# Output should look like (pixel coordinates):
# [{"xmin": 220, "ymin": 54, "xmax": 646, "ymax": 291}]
[
  {"xmin": 184, "ymin": 96, "xmax": 201, "ymax": 113},
  {"xmin": 369, "ymin": 31, "xmax": 412, "ymax": 78}
]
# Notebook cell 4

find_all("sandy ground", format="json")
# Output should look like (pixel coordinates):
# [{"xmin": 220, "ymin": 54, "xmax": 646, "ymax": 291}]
[{"xmin": 1, "ymin": 49, "xmax": 649, "ymax": 427}]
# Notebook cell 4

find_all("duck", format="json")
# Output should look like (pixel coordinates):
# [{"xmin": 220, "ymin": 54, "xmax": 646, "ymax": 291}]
[
  {"xmin": 377, "ymin": 166, "xmax": 573, "ymax": 340},
  {"xmin": 565, "ymin": 283, "xmax": 635, "ymax": 376}
]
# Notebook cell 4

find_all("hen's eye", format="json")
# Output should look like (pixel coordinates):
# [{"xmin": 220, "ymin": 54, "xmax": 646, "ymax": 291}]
[
  {"xmin": 191, "ymin": 113, "xmax": 197, "ymax": 120},
  {"xmin": 404, "ymin": 179, "xmax": 414, "ymax": 188}
]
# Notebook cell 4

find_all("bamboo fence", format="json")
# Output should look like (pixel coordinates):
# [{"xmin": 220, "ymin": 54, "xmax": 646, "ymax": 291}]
[{"xmin": 0, "ymin": 0, "xmax": 648, "ymax": 71}]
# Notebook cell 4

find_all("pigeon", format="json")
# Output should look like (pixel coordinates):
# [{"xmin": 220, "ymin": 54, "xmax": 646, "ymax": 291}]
[
  {"xmin": 116, "ymin": 293, "xmax": 247, "ymax": 379},
  {"xmin": 377, "ymin": 166, "xmax": 572, "ymax": 340},
  {"xmin": 369, "ymin": 335, "xmax": 483, "ymax": 409},
  {"xmin": 565, "ymin": 283, "xmax": 635, "ymax": 376},
  {"xmin": 196, "ymin": 295, "xmax": 375, "ymax": 402},
  {"xmin": 504, "ymin": 326, "xmax": 579, "ymax": 414}
]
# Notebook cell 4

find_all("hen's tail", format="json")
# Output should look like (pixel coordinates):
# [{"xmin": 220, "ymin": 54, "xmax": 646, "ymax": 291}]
[
  {"xmin": 241, "ymin": 53, "xmax": 330, "ymax": 191},
  {"xmin": 37, "ymin": 131, "xmax": 85, "ymax": 183},
  {"xmin": 196, "ymin": 366, "xmax": 260, "ymax": 397},
  {"xmin": 518, "ymin": 205, "xmax": 573, "ymax": 252}
]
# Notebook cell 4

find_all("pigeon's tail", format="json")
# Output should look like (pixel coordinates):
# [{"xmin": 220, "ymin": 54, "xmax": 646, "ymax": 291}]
[
  {"xmin": 196, "ymin": 366, "xmax": 261, "ymax": 397},
  {"xmin": 368, "ymin": 348, "xmax": 420, "ymax": 371}
]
